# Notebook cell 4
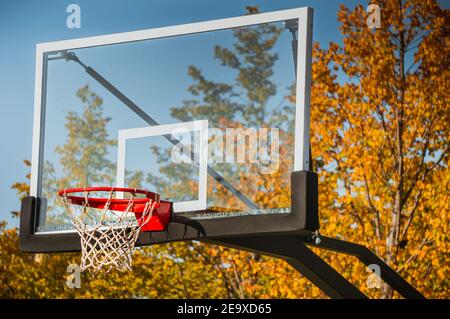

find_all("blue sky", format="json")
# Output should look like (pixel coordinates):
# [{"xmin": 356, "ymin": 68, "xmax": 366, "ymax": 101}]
[{"xmin": 1, "ymin": 0, "xmax": 447, "ymax": 227}]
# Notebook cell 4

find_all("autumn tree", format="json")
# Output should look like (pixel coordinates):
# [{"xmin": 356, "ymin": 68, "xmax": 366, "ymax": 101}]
[
  {"xmin": 309, "ymin": 0, "xmax": 449, "ymax": 298},
  {"xmin": 3, "ymin": 1, "xmax": 448, "ymax": 298}
]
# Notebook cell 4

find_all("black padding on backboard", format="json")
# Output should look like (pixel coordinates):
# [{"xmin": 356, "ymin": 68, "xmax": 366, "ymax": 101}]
[
  {"xmin": 19, "ymin": 170, "xmax": 320, "ymax": 252},
  {"xmin": 291, "ymin": 170, "xmax": 319, "ymax": 231}
]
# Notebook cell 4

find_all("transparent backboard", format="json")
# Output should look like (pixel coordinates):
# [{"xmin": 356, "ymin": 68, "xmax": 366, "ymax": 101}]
[{"xmin": 31, "ymin": 9, "xmax": 312, "ymax": 233}]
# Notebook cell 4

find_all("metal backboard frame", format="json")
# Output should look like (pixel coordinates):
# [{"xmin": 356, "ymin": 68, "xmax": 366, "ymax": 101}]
[{"xmin": 22, "ymin": 7, "xmax": 316, "ymax": 246}]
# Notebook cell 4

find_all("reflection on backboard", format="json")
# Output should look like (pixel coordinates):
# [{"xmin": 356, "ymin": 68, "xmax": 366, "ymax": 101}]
[{"xmin": 25, "ymin": 7, "xmax": 314, "ymax": 240}]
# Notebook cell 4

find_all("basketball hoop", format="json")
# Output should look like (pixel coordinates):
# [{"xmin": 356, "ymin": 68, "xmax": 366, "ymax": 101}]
[{"xmin": 58, "ymin": 187, "xmax": 164, "ymax": 272}]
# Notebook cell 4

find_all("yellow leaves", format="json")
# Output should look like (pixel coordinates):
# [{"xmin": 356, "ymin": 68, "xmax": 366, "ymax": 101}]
[
  {"xmin": 11, "ymin": 160, "xmax": 31, "ymax": 202},
  {"xmin": 309, "ymin": 0, "xmax": 449, "ymax": 298},
  {"xmin": 2, "ymin": 0, "xmax": 448, "ymax": 299}
]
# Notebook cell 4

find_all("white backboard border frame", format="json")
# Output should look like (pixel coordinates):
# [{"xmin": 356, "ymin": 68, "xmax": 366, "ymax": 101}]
[{"xmin": 30, "ymin": 7, "xmax": 313, "ymax": 233}]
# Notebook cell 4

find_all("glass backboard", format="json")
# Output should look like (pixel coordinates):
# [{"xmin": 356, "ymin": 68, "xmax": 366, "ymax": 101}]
[{"xmin": 29, "ymin": 8, "xmax": 313, "ymax": 234}]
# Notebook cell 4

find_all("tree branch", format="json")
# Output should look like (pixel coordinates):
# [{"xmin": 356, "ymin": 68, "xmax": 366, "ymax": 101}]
[
  {"xmin": 375, "ymin": 104, "xmax": 397, "ymax": 165},
  {"xmin": 399, "ymin": 189, "xmax": 423, "ymax": 241},
  {"xmin": 398, "ymin": 238, "xmax": 434, "ymax": 272}
]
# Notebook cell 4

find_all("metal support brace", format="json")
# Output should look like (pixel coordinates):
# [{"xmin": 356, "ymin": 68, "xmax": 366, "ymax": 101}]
[
  {"xmin": 210, "ymin": 234, "xmax": 425, "ymax": 299},
  {"xmin": 209, "ymin": 235, "xmax": 367, "ymax": 299},
  {"xmin": 303, "ymin": 236, "xmax": 425, "ymax": 299}
]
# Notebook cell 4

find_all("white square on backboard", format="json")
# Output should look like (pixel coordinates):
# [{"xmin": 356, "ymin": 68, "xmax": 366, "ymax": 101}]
[{"xmin": 116, "ymin": 120, "xmax": 208, "ymax": 212}]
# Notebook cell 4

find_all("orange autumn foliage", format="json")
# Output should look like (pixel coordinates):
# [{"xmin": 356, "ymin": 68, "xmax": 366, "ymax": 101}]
[{"xmin": 2, "ymin": 0, "xmax": 448, "ymax": 298}]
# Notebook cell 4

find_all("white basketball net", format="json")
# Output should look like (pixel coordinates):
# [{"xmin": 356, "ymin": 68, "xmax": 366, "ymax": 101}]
[{"xmin": 60, "ymin": 189, "xmax": 158, "ymax": 272}]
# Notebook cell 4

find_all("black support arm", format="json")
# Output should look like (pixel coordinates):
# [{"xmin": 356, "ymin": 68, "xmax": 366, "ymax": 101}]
[{"xmin": 303, "ymin": 236, "xmax": 425, "ymax": 299}]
